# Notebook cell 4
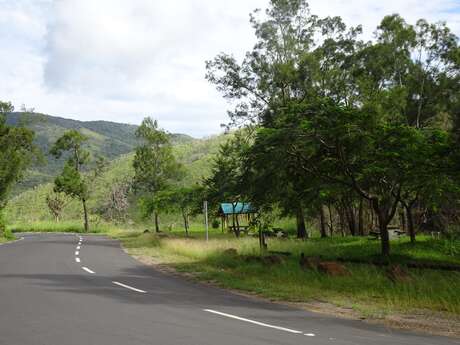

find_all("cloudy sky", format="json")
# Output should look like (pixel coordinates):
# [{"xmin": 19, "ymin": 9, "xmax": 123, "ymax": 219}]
[{"xmin": 1, "ymin": 1, "xmax": 459, "ymax": 137}]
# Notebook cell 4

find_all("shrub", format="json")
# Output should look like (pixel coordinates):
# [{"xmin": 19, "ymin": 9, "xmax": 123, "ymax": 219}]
[{"xmin": 211, "ymin": 219, "xmax": 220, "ymax": 229}]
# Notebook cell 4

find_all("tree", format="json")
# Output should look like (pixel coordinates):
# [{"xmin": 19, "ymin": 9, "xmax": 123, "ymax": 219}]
[
  {"xmin": 50, "ymin": 130, "xmax": 91, "ymax": 232},
  {"xmin": 46, "ymin": 192, "xmax": 69, "ymax": 222},
  {"xmin": 206, "ymin": 0, "xmax": 458, "ymax": 255},
  {"xmin": 0, "ymin": 101, "xmax": 36, "ymax": 235},
  {"xmin": 132, "ymin": 117, "xmax": 182, "ymax": 232},
  {"xmin": 153, "ymin": 186, "xmax": 203, "ymax": 237},
  {"xmin": 0, "ymin": 101, "xmax": 36, "ymax": 234},
  {"xmin": 204, "ymin": 133, "xmax": 251, "ymax": 238},
  {"xmin": 99, "ymin": 180, "xmax": 131, "ymax": 223}
]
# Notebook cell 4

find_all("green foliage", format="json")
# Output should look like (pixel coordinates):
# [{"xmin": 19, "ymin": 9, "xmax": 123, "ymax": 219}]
[
  {"xmin": 4, "ymin": 132, "xmax": 228, "ymax": 225},
  {"xmin": 0, "ymin": 102, "xmax": 36, "ymax": 210},
  {"xmin": 211, "ymin": 218, "xmax": 220, "ymax": 229},
  {"xmin": 133, "ymin": 118, "xmax": 182, "ymax": 194},
  {"xmin": 206, "ymin": 0, "xmax": 460, "ymax": 255},
  {"xmin": 5, "ymin": 112, "xmax": 194, "ymax": 193},
  {"xmin": 133, "ymin": 118, "xmax": 185, "ymax": 231},
  {"xmin": 51, "ymin": 130, "xmax": 91, "ymax": 231},
  {"xmin": 118, "ymin": 231, "xmax": 460, "ymax": 315}
]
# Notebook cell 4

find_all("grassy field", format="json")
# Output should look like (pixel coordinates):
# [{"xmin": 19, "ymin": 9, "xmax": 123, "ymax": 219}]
[
  {"xmin": 8, "ymin": 220, "xmax": 117, "ymax": 234},
  {"xmin": 111, "ymin": 229, "xmax": 460, "ymax": 317}
]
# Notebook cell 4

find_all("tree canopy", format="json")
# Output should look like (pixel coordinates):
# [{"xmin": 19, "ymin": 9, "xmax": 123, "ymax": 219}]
[{"xmin": 206, "ymin": 0, "xmax": 460, "ymax": 255}]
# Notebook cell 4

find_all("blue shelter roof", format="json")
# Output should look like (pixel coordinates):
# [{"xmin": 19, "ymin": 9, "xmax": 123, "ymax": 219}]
[{"xmin": 219, "ymin": 202, "xmax": 256, "ymax": 215}]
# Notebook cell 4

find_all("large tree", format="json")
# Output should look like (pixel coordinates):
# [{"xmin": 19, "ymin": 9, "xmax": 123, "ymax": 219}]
[
  {"xmin": 132, "ymin": 117, "xmax": 181, "ymax": 232},
  {"xmin": 0, "ymin": 101, "xmax": 36, "ymax": 233},
  {"xmin": 50, "ymin": 130, "xmax": 91, "ymax": 232},
  {"xmin": 206, "ymin": 0, "xmax": 458, "ymax": 255}
]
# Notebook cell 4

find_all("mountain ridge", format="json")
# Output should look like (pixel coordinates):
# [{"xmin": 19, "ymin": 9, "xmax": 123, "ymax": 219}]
[{"xmin": 5, "ymin": 112, "xmax": 195, "ymax": 193}]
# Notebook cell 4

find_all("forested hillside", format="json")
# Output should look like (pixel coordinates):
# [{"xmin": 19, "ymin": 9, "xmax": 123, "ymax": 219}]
[
  {"xmin": 4, "ymin": 131, "xmax": 230, "ymax": 224},
  {"xmin": 6, "ymin": 112, "xmax": 193, "ymax": 193}
]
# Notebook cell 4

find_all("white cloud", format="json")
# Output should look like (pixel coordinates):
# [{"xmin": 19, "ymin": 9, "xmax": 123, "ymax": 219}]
[{"xmin": 0, "ymin": 0, "xmax": 458, "ymax": 137}]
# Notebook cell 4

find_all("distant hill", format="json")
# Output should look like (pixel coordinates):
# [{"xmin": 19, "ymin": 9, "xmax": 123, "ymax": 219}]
[
  {"xmin": 5, "ymin": 132, "xmax": 232, "ymax": 224},
  {"xmin": 5, "ymin": 112, "xmax": 194, "ymax": 193}
]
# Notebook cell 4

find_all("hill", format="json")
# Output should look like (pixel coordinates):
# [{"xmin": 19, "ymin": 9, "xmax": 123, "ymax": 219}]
[
  {"xmin": 5, "ymin": 112, "xmax": 194, "ymax": 193},
  {"xmin": 4, "ymin": 130, "xmax": 231, "ymax": 225}
]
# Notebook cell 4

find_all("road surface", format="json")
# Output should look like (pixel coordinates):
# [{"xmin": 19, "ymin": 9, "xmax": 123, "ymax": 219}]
[{"xmin": 0, "ymin": 233, "xmax": 457, "ymax": 345}]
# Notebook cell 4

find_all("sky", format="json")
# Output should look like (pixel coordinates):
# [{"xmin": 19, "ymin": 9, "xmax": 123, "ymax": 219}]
[{"xmin": 1, "ymin": 0, "xmax": 459, "ymax": 137}]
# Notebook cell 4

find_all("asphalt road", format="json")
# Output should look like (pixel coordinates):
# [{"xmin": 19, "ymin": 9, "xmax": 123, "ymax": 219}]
[{"xmin": 0, "ymin": 233, "xmax": 458, "ymax": 345}]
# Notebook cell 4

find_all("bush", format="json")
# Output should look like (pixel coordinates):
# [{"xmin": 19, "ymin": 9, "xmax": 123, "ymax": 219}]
[
  {"xmin": 211, "ymin": 219, "xmax": 220, "ymax": 229},
  {"xmin": 0, "ymin": 212, "xmax": 5, "ymax": 236}
]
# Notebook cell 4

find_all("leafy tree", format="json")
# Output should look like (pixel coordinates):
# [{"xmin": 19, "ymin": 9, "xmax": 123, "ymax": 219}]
[
  {"xmin": 204, "ymin": 133, "xmax": 251, "ymax": 237},
  {"xmin": 153, "ymin": 186, "xmax": 203, "ymax": 237},
  {"xmin": 133, "ymin": 117, "xmax": 182, "ymax": 232},
  {"xmin": 206, "ymin": 0, "xmax": 458, "ymax": 255},
  {"xmin": 0, "ymin": 101, "xmax": 36, "ymax": 234},
  {"xmin": 50, "ymin": 130, "xmax": 91, "ymax": 232}
]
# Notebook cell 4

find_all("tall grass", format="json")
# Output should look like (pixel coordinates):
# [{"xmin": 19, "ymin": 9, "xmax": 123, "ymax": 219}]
[
  {"xmin": 8, "ymin": 220, "xmax": 115, "ymax": 234},
  {"xmin": 117, "ymin": 232, "xmax": 460, "ymax": 316}
]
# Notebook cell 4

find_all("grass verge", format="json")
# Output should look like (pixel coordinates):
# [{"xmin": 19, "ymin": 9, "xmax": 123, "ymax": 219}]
[
  {"xmin": 0, "ymin": 228, "xmax": 16, "ymax": 243},
  {"xmin": 8, "ymin": 220, "xmax": 117, "ymax": 234},
  {"xmin": 111, "ymin": 230, "xmax": 460, "ymax": 319}
]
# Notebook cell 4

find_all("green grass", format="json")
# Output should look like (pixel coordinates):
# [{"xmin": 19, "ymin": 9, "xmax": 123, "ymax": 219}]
[
  {"xmin": 8, "ymin": 220, "xmax": 116, "ymax": 234},
  {"xmin": 112, "ymin": 231, "xmax": 460, "ymax": 317},
  {"xmin": 0, "ymin": 228, "xmax": 17, "ymax": 243}
]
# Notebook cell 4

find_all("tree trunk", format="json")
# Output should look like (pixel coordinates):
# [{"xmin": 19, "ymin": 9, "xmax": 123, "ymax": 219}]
[
  {"xmin": 319, "ymin": 206, "xmax": 327, "ymax": 238},
  {"xmin": 259, "ymin": 224, "xmax": 267, "ymax": 253},
  {"xmin": 371, "ymin": 198, "xmax": 391, "ymax": 257},
  {"xmin": 296, "ymin": 206, "xmax": 307, "ymax": 239},
  {"xmin": 82, "ymin": 198, "xmax": 89, "ymax": 232},
  {"xmin": 338, "ymin": 207, "xmax": 345, "ymax": 237},
  {"xmin": 182, "ymin": 210, "xmax": 189, "ymax": 237},
  {"xmin": 154, "ymin": 211, "xmax": 160, "ymax": 233},
  {"xmin": 406, "ymin": 205, "xmax": 416, "ymax": 244},
  {"xmin": 327, "ymin": 203, "xmax": 334, "ymax": 237},
  {"xmin": 400, "ymin": 210, "xmax": 406, "ymax": 233},
  {"xmin": 358, "ymin": 198, "xmax": 364, "ymax": 236},
  {"xmin": 345, "ymin": 203, "xmax": 356, "ymax": 236},
  {"xmin": 379, "ymin": 216, "xmax": 390, "ymax": 257},
  {"xmin": 235, "ymin": 213, "xmax": 241, "ymax": 238}
]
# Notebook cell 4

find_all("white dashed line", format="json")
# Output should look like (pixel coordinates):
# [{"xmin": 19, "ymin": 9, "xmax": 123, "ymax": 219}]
[
  {"xmin": 203, "ymin": 309, "xmax": 304, "ymax": 334},
  {"xmin": 304, "ymin": 333, "xmax": 316, "ymax": 337},
  {"xmin": 82, "ymin": 267, "xmax": 95, "ymax": 274},
  {"xmin": 75, "ymin": 257, "xmax": 80, "ymax": 263},
  {"xmin": 77, "ymin": 246, "xmax": 81, "ymax": 250},
  {"xmin": 75, "ymin": 251, "xmax": 79, "ymax": 256},
  {"xmin": 112, "ymin": 281, "xmax": 147, "ymax": 293}
]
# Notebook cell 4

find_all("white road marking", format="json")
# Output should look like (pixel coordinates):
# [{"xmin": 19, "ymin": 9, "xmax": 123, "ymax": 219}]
[
  {"xmin": 304, "ymin": 333, "xmax": 316, "ymax": 337},
  {"xmin": 75, "ymin": 257, "xmax": 80, "ymax": 263},
  {"xmin": 75, "ymin": 251, "xmax": 79, "ymax": 256},
  {"xmin": 82, "ymin": 267, "xmax": 95, "ymax": 274},
  {"xmin": 203, "ymin": 309, "xmax": 304, "ymax": 334},
  {"xmin": 77, "ymin": 246, "xmax": 81, "ymax": 250},
  {"xmin": 112, "ymin": 281, "xmax": 147, "ymax": 293}
]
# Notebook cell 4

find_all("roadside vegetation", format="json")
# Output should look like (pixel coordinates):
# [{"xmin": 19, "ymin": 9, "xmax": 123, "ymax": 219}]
[
  {"xmin": 1, "ymin": 0, "xmax": 460, "ymax": 331},
  {"xmin": 113, "ymin": 229, "xmax": 460, "ymax": 317}
]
